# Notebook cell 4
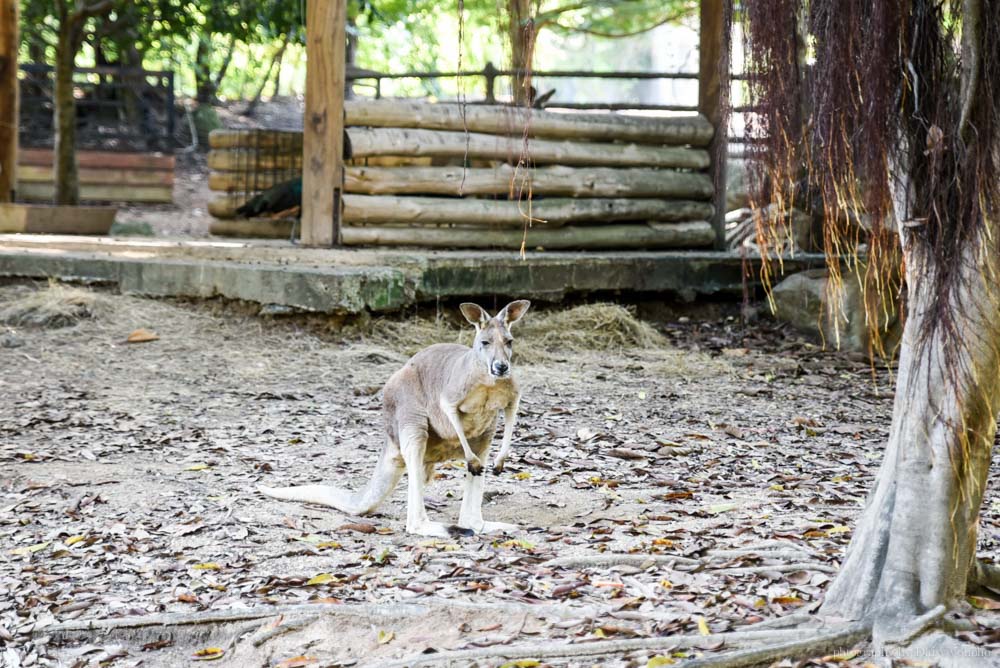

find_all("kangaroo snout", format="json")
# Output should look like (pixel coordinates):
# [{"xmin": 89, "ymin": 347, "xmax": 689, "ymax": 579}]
[{"xmin": 491, "ymin": 361, "xmax": 509, "ymax": 377}]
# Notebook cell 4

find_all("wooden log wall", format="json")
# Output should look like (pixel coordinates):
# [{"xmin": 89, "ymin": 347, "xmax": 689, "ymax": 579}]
[
  {"xmin": 16, "ymin": 149, "xmax": 175, "ymax": 203},
  {"xmin": 206, "ymin": 100, "xmax": 717, "ymax": 250}
]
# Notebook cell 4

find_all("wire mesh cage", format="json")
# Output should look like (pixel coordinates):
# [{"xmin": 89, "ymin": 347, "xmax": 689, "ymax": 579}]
[{"xmin": 219, "ymin": 129, "xmax": 303, "ymax": 216}]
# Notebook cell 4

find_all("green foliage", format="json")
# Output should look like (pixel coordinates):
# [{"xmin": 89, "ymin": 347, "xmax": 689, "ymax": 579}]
[{"xmin": 18, "ymin": 0, "xmax": 694, "ymax": 101}]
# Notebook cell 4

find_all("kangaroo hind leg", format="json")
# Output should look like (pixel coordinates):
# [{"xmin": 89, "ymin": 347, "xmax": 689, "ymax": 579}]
[
  {"xmin": 399, "ymin": 426, "xmax": 453, "ymax": 537},
  {"xmin": 459, "ymin": 432, "xmax": 516, "ymax": 534}
]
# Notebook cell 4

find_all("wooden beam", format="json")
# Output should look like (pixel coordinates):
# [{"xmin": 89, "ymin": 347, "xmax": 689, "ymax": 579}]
[
  {"xmin": 699, "ymin": 0, "xmax": 730, "ymax": 250},
  {"xmin": 208, "ymin": 164, "xmax": 714, "ymax": 200},
  {"xmin": 301, "ymin": 0, "xmax": 346, "ymax": 246},
  {"xmin": 0, "ymin": 0, "xmax": 19, "ymax": 203},
  {"xmin": 343, "ymin": 100, "xmax": 714, "ymax": 146}
]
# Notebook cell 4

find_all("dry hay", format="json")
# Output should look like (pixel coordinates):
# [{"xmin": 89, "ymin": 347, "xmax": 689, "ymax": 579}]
[
  {"xmin": 0, "ymin": 282, "xmax": 110, "ymax": 328},
  {"xmin": 356, "ymin": 303, "xmax": 666, "ymax": 364}
]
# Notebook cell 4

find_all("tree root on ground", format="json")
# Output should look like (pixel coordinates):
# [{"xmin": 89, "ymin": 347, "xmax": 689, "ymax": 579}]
[
  {"xmin": 973, "ymin": 559, "xmax": 1000, "ymax": 590},
  {"xmin": 541, "ymin": 553, "xmax": 836, "ymax": 574},
  {"xmin": 677, "ymin": 623, "xmax": 870, "ymax": 668},
  {"xmin": 541, "ymin": 554, "xmax": 701, "ymax": 569},
  {"xmin": 378, "ymin": 623, "xmax": 867, "ymax": 668}
]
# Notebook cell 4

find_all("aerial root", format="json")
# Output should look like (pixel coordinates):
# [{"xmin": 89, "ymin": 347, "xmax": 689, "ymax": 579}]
[
  {"xmin": 677, "ymin": 623, "xmax": 870, "ymax": 668},
  {"xmin": 378, "ymin": 624, "xmax": 866, "ymax": 668},
  {"xmin": 541, "ymin": 549, "xmax": 836, "ymax": 575},
  {"xmin": 250, "ymin": 613, "xmax": 321, "ymax": 647},
  {"xmin": 541, "ymin": 554, "xmax": 701, "ymax": 569},
  {"xmin": 884, "ymin": 604, "xmax": 947, "ymax": 645}
]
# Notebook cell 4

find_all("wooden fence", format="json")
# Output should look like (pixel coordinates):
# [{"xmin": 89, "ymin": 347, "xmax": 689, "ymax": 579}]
[
  {"xmin": 17, "ymin": 149, "xmax": 174, "ymax": 203},
  {"xmin": 206, "ymin": 100, "xmax": 717, "ymax": 250}
]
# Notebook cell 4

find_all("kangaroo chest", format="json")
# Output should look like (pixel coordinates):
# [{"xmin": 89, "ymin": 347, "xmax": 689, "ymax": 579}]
[{"xmin": 456, "ymin": 384, "xmax": 512, "ymax": 437}]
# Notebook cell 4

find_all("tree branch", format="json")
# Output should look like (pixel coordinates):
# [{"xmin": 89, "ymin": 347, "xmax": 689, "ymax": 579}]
[
  {"xmin": 70, "ymin": 0, "xmax": 115, "ymax": 28},
  {"xmin": 552, "ymin": 10, "xmax": 693, "ymax": 39}
]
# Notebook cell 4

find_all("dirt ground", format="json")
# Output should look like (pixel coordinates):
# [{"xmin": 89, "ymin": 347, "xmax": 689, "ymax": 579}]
[{"xmin": 1, "ymin": 283, "xmax": 999, "ymax": 668}]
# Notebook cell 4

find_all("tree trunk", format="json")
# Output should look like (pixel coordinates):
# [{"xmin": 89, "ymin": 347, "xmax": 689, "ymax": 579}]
[
  {"xmin": 212, "ymin": 36, "xmax": 236, "ymax": 100},
  {"xmin": 245, "ymin": 34, "xmax": 290, "ymax": 117},
  {"xmin": 343, "ymin": 100, "xmax": 714, "ymax": 146},
  {"xmin": 54, "ymin": 25, "xmax": 80, "ymax": 205},
  {"xmin": 342, "ymin": 221, "xmax": 714, "ymax": 249},
  {"xmin": 340, "ymin": 165, "xmax": 714, "ymax": 199},
  {"xmin": 194, "ymin": 34, "xmax": 215, "ymax": 105},
  {"xmin": 508, "ymin": 0, "xmax": 535, "ymax": 106},
  {"xmin": 342, "ymin": 194, "xmax": 713, "ymax": 226},
  {"xmin": 346, "ymin": 128, "xmax": 711, "ymax": 169},
  {"xmin": 820, "ymin": 237, "xmax": 1000, "ymax": 645}
]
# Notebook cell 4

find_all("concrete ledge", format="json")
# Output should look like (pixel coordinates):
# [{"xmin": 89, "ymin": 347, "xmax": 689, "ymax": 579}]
[{"xmin": 0, "ymin": 235, "xmax": 828, "ymax": 313}]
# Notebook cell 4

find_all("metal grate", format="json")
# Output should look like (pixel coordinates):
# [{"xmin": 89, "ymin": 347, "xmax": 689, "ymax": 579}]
[{"xmin": 18, "ymin": 64, "xmax": 175, "ymax": 152}]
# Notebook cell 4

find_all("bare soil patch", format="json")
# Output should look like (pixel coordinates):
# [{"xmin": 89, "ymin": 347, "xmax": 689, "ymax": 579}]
[{"xmin": 2, "ymin": 283, "xmax": 998, "ymax": 667}]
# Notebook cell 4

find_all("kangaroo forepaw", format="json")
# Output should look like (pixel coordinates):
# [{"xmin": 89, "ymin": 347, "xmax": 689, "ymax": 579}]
[
  {"xmin": 491, "ymin": 461, "xmax": 505, "ymax": 475},
  {"xmin": 467, "ymin": 458, "xmax": 484, "ymax": 476}
]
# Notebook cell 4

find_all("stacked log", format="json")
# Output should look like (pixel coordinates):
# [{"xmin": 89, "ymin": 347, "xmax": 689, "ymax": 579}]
[{"xmin": 206, "ymin": 100, "xmax": 717, "ymax": 250}]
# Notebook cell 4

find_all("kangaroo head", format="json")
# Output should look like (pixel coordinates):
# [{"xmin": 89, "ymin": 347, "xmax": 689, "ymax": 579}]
[{"xmin": 459, "ymin": 300, "xmax": 531, "ymax": 379}]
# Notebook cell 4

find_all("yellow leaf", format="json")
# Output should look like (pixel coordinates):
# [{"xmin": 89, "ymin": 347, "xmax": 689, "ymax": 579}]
[
  {"xmin": 696, "ymin": 616, "xmax": 710, "ymax": 636},
  {"xmin": 827, "ymin": 525, "xmax": 851, "ymax": 534},
  {"xmin": 306, "ymin": 573, "xmax": 338, "ymax": 586},
  {"xmin": 647, "ymin": 657, "xmax": 676, "ymax": 668},
  {"xmin": 593, "ymin": 628, "xmax": 606, "ymax": 638},
  {"xmin": 193, "ymin": 562, "xmax": 220, "ymax": 570},
  {"xmin": 126, "ymin": 328, "xmax": 160, "ymax": 344},
  {"xmin": 316, "ymin": 541, "xmax": 342, "ymax": 550},
  {"xmin": 10, "ymin": 541, "xmax": 49, "ymax": 556},
  {"xmin": 64, "ymin": 535, "xmax": 85, "ymax": 546},
  {"xmin": 186, "ymin": 463, "xmax": 210, "ymax": 471},
  {"xmin": 191, "ymin": 647, "xmax": 225, "ymax": 661},
  {"xmin": 514, "ymin": 472, "xmax": 531, "ymax": 480},
  {"xmin": 275, "ymin": 657, "xmax": 318, "ymax": 668},
  {"xmin": 377, "ymin": 630, "xmax": 394, "ymax": 644},
  {"xmin": 707, "ymin": 503, "xmax": 737, "ymax": 514},
  {"xmin": 638, "ymin": 391, "xmax": 647, "ymax": 400},
  {"xmin": 822, "ymin": 649, "xmax": 861, "ymax": 662},
  {"xmin": 499, "ymin": 661, "xmax": 540, "ymax": 668},
  {"xmin": 769, "ymin": 484, "xmax": 784, "ymax": 491},
  {"xmin": 652, "ymin": 538, "xmax": 674, "ymax": 547},
  {"xmin": 772, "ymin": 595, "xmax": 805, "ymax": 607},
  {"xmin": 659, "ymin": 579, "xmax": 673, "ymax": 589}
]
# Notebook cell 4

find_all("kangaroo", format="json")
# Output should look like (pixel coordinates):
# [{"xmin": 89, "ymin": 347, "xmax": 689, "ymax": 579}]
[{"xmin": 260, "ymin": 300, "xmax": 530, "ymax": 537}]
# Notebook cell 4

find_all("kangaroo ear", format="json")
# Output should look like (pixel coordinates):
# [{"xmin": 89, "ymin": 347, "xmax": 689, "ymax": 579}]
[
  {"xmin": 459, "ymin": 303, "xmax": 490, "ymax": 329},
  {"xmin": 498, "ymin": 300, "xmax": 531, "ymax": 327}
]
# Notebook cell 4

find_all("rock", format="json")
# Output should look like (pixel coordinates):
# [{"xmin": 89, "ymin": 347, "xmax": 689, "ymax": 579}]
[
  {"xmin": 109, "ymin": 220, "xmax": 155, "ymax": 237},
  {"xmin": 0, "ymin": 333, "xmax": 24, "ymax": 348},
  {"xmin": 771, "ymin": 269, "xmax": 901, "ymax": 354}
]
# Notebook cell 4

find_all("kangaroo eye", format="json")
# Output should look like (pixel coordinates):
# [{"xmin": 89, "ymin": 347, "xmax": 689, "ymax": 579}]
[
  {"xmin": 481, "ymin": 340, "xmax": 491, "ymax": 347},
  {"xmin": 504, "ymin": 339, "xmax": 513, "ymax": 346}
]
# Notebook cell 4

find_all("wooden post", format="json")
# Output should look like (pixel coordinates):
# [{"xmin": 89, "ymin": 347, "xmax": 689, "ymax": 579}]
[
  {"xmin": 0, "ymin": 0, "xmax": 19, "ymax": 203},
  {"xmin": 301, "ymin": 0, "xmax": 346, "ymax": 246},
  {"xmin": 699, "ymin": 0, "xmax": 729, "ymax": 250}
]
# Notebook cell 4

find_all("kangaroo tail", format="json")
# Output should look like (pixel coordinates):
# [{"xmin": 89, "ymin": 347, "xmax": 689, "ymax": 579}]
[{"xmin": 259, "ymin": 446, "xmax": 403, "ymax": 516}]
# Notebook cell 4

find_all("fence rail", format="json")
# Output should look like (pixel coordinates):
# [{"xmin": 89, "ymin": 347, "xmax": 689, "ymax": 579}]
[{"xmin": 346, "ymin": 62, "xmax": 753, "ymax": 154}]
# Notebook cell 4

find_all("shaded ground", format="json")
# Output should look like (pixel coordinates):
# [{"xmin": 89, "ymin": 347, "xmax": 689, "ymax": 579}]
[{"xmin": 1, "ymin": 283, "xmax": 998, "ymax": 667}]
